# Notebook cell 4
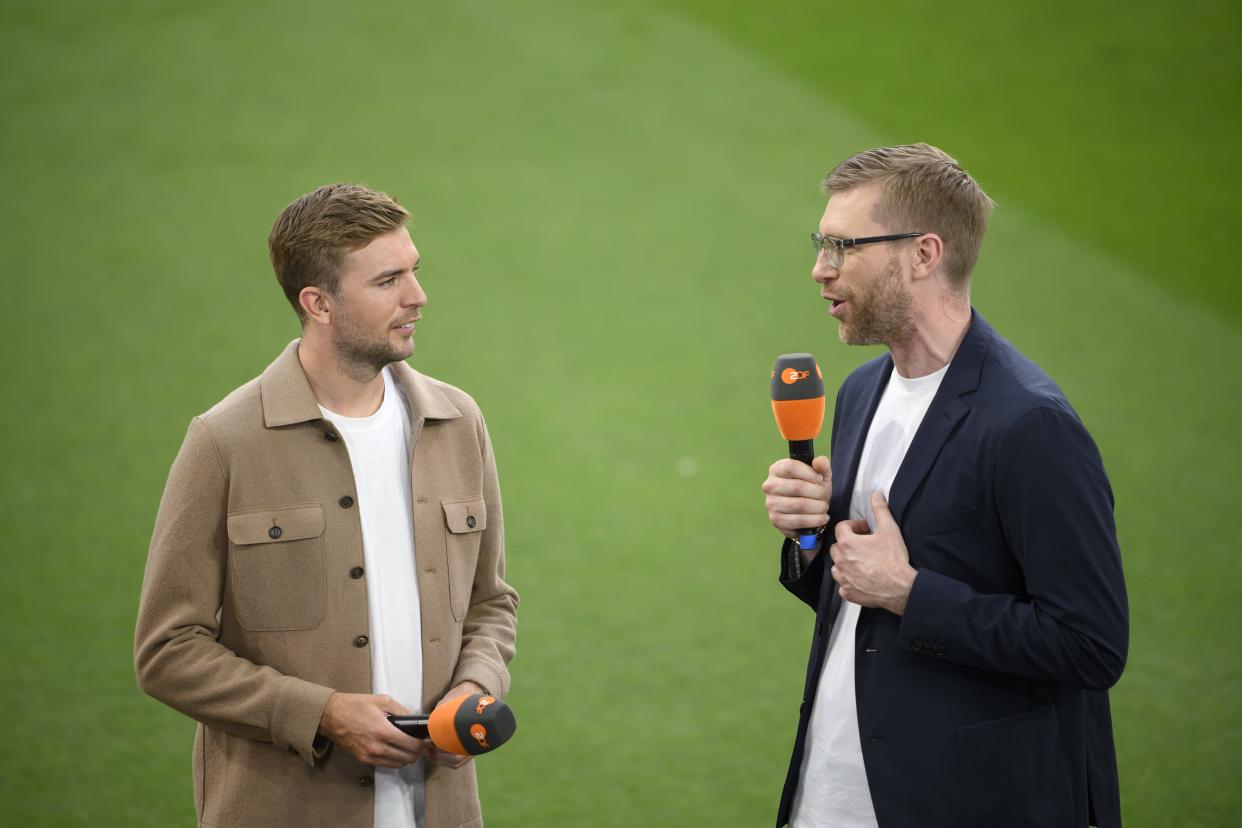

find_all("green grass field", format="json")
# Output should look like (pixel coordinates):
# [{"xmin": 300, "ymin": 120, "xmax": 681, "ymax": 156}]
[{"xmin": 1, "ymin": 1, "xmax": 1239, "ymax": 825}]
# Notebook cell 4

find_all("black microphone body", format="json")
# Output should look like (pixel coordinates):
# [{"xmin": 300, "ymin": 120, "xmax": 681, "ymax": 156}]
[
  {"xmin": 787, "ymin": 438, "xmax": 815, "ymax": 467},
  {"xmin": 388, "ymin": 715, "xmax": 431, "ymax": 739}
]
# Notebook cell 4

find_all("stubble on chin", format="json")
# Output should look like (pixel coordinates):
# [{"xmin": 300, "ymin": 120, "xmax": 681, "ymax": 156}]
[
  {"xmin": 837, "ymin": 259, "xmax": 916, "ymax": 347},
  {"xmin": 332, "ymin": 322, "xmax": 413, "ymax": 382}
]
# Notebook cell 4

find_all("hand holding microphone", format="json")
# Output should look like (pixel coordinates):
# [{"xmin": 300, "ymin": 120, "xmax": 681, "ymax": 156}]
[
  {"xmin": 763, "ymin": 354, "xmax": 831, "ymax": 548},
  {"xmin": 388, "ymin": 692, "xmax": 517, "ymax": 760}
]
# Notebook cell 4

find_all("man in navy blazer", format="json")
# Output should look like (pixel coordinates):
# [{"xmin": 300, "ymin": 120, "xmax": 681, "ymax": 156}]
[{"xmin": 762, "ymin": 144, "xmax": 1127, "ymax": 828}]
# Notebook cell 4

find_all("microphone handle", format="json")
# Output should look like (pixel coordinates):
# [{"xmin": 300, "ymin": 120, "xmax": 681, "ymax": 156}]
[
  {"xmin": 787, "ymin": 439, "xmax": 821, "ymax": 551},
  {"xmin": 387, "ymin": 714, "xmax": 431, "ymax": 739}
]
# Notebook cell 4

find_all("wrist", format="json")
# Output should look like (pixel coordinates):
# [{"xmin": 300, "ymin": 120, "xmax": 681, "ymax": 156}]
[
  {"xmin": 317, "ymin": 692, "xmax": 341, "ymax": 738},
  {"xmin": 889, "ymin": 566, "xmax": 918, "ymax": 616}
]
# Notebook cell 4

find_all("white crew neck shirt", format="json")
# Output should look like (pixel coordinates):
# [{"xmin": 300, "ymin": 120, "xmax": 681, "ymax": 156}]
[
  {"xmin": 790, "ymin": 361, "xmax": 949, "ymax": 828},
  {"xmin": 319, "ymin": 366, "xmax": 425, "ymax": 828}
]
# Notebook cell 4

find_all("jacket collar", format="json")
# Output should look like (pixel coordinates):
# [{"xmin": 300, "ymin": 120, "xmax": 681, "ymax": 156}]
[
  {"xmin": 884, "ymin": 307, "xmax": 992, "ymax": 523},
  {"xmin": 260, "ymin": 339, "xmax": 461, "ymax": 428},
  {"xmin": 833, "ymin": 309, "xmax": 993, "ymax": 527}
]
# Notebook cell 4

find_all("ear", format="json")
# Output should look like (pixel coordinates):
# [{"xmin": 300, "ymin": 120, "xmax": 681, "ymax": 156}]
[
  {"xmin": 298, "ymin": 286, "xmax": 332, "ymax": 325},
  {"xmin": 909, "ymin": 233, "xmax": 944, "ymax": 282}
]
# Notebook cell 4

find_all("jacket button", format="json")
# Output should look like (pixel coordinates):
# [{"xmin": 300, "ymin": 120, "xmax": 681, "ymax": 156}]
[
  {"xmin": 268, "ymin": 526, "xmax": 282, "ymax": 539},
  {"xmin": 359, "ymin": 776, "xmax": 373, "ymax": 788},
  {"xmin": 466, "ymin": 515, "xmax": 476, "ymax": 528},
  {"xmin": 350, "ymin": 566, "xmax": 365, "ymax": 579},
  {"xmin": 339, "ymin": 495, "xmax": 354, "ymax": 508},
  {"xmin": 324, "ymin": 431, "xmax": 338, "ymax": 442},
  {"xmin": 353, "ymin": 635, "xmax": 369, "ymax": 648}
]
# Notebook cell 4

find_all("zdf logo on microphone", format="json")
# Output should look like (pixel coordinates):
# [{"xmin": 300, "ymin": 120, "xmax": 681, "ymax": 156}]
[{"xmin": 781, "ymin": 368, "xmax": 811, "ymax": 384}]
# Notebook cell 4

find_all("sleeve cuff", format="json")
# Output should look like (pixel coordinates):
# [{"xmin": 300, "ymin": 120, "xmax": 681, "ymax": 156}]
[
  {"xmin": 451, "ymin": 661, "xmax": 508, "ymax": 700},
  {"xmin": 271, "ymin": 676, "xmax": 336, "ymax": 767},
  {"xmin": 895, "ymin": 568, "xmax": 959, "ymax": 653},
  {"xmin": 780, "ymin": 534, "xmax": 826, "ymax": 586}
]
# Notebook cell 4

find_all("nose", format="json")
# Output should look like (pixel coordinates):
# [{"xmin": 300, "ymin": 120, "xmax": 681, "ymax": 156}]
[
  {"xmin": 403, "ymin": 272, "xmax": 428, "ymax": 308},
  {"xmin": 812, "ymin": 250, "xmax": 837, "ymax": 285}
]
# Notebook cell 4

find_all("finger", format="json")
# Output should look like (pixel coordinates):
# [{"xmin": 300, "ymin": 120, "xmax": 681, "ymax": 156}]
[
  {"xmin": 767, "ymin": 495, "xmax": 830, "ymax": 517},
  {"xmin": 762, "ymin": 476, "xmax": 830, "ymax": 500},
  {"xmin": 834, "ymin": 518, "xmax": 871, "ymax": 542},
  {"xmin": 367, "ymin": 742, "xmax": 422, "ymax": 767},
  {"xmin": 385, "ymin": 728, "xmax": 426, "ymax": 753},
  {"xmin": 770, "ymin": 510, "xmax": 829, "ymax": 533},
  {"xmin": 769, "ymin": 458, "xmax": 827, "ymax": 484},
  {"xmin": 810, "ymin": 456, "xmax": 831, "ymax": 481},
  {"xmin": 828, "ymin": 542, "xmax": 843, "ymax": 566},
  {"xmin": 871, "ymin": 491, "xmax": 897, "ymax": 530},
  {"xmin": 375, "ymin": 695, "xmax": 413, "ymax": 717},
  {"xmin": 425, "ymin": 745, "xmax": 472, "ymax": 768}
]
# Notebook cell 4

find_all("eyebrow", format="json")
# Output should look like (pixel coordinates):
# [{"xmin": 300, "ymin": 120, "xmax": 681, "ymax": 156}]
[{"xmin": 370, "ymin": 261, "xmax": 420, "ymax": 283}]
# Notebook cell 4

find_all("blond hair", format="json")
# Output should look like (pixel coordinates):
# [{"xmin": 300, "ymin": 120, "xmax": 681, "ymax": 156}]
[
  {"xmin": 824, "ymin": 144, "xmax": 994, "ymax": 289},
  {"xmin": 268, "ymin": 183, "xmax": 410, "ymax": 320}
]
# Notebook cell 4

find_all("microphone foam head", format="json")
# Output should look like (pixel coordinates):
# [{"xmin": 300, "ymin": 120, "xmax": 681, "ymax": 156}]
[
  {"xmin": 770, "ymin": 353, "xmax": 825, "ymax": 440},
  {"xmin": 428, "ymin": 693, "xmax": 518, "ymax": 756}
]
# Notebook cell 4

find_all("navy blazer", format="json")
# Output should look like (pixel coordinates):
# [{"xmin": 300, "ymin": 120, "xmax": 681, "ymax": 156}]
[{"xmin": 776, "ymin": 311, "xmax": 1128, "ymax": 828}]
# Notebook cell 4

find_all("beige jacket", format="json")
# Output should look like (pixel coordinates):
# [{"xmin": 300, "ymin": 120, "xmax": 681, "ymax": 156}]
[{"xmin": 135, "ymin": 341, "xmax": 518, "ymax": 828}]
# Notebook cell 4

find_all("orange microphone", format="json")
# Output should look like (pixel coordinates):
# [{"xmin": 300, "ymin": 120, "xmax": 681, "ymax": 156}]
[
  {"xmin": 771, "ymin": 353, "xmax": 826, "ymax": 551},
  {"xmin": 388, "ymin": 693, "xmax": 517, "ymax": 756}
]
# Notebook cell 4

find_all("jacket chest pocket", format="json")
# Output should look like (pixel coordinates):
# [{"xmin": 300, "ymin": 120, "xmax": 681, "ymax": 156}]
[
  {"xmin": 441, "ymin": 497, "xmax": 485, "ymax": 621},
  {"xmin": 226, "ymin": 504, "xmax": 326, "ymax": 632}
]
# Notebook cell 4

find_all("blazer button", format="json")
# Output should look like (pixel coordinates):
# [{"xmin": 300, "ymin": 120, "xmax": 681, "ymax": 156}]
[
  {"xmin": 268, "ymin": 526, "xmax": 282, "ymax": 539},
  {"xmin": 339, "ymin": 495, "xmax": 354, "ymax": 508},
  {"xmin": 324, "ymin": 431, "xmax": 338, "ymax": 442},
  {"xmin": 466, "ymin": 515, "xmax": 476, "ymax": 528},
  {"xmin": 350, "ymin": 566, "xmax": 365, "ymax": 579},
  {"xmin": 359, "ymin": 776, "xmax": 373, "ymax": 788},
  {"xmin": 353, "ymin": 635, "xmax": 369, "ymax": 648}
]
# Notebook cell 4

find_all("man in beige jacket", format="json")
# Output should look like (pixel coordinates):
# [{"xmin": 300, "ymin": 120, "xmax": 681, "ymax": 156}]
[{"xmin": 135, "ymin": 183, "xmax": 518, "ymax": 828}]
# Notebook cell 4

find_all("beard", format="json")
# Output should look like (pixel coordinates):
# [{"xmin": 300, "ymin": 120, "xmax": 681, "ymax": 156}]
[
  {"xmin": 330, "ymin": 300, "xmax": 412, "ymax": 381},
  {"xmin": 838, "ymin": 256, "xmax": 917, "ymax": 347}
]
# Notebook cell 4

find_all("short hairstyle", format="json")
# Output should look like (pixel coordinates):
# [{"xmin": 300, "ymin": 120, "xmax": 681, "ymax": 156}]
[
  {"xmin": 268, "ymin": 183, "xmax": 410, "ymax": 320},
  {"xmin": 823, "ymin": 144, "xmax": 995, "ymax": 289}
]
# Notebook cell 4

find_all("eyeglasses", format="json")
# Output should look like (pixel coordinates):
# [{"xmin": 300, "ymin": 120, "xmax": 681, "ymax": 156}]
[{"xmin": 811, "ymin": 232, "xmax": 924, "ymax": 268}]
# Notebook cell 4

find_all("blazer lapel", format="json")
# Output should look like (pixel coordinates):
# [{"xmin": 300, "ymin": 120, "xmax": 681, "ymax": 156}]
[
  {"xmin": 822, "ymin": 354, "xmax": 893, "ymax": 623},
  {"xmin": 887, "ymin": 310, "xmax": 992, "ymax": 525},
  {"xmin": 831, "ymin": 356, "xmax": 893, "ymax": 522}
]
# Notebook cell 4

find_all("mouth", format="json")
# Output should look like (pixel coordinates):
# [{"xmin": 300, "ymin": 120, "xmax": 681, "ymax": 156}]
[
  {"xmin": 393, "ymin": 317, "xmax": 419, "ymax": 334},
  {"xmin": 824, "ymin": 296, "xmax": 847, "ymax": 318}
]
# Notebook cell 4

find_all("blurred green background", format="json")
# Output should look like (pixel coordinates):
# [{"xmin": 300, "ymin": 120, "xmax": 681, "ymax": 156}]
[{"xmin": 2, "ymin": 0, "xmax": 1239, "ymax": 825}]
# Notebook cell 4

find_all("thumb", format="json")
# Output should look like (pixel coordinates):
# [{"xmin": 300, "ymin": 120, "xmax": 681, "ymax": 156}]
[
  {"xmin": 811, "ymin": 456, "xmax": 831, "ymax": 482},
  {"xmin": 871, "ymin": 490, "xmax": 896, "ymax": 529}
]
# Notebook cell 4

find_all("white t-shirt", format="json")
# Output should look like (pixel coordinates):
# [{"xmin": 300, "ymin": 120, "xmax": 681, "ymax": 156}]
[
  {"xmin": 319, "ymin": 366, "xmax": 425, "ymax": 828},
  {"xmin": 790, "ymin": 362, "xmax": 948, "ymax": 827}
]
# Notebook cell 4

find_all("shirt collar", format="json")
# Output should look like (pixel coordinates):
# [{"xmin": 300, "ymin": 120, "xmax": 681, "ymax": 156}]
[{"xmin": 260, "ymin": 339, "xmax": 461, "ymax": 427}]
